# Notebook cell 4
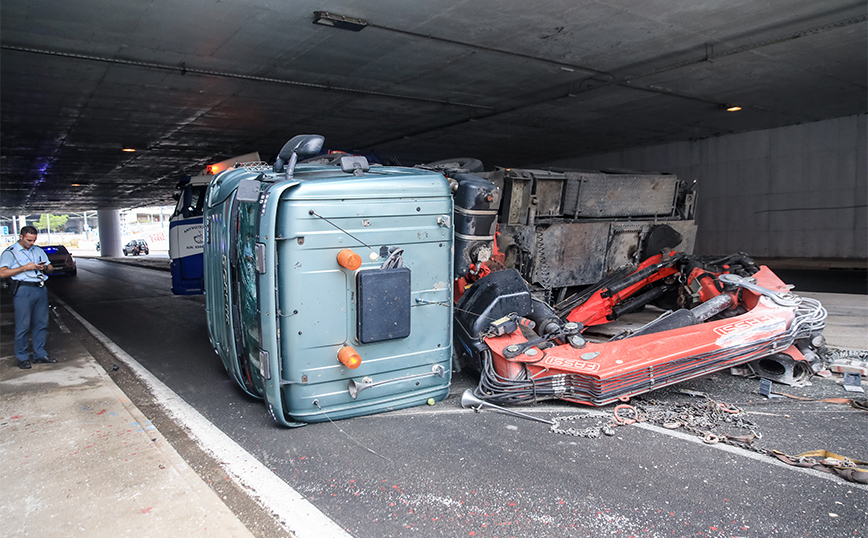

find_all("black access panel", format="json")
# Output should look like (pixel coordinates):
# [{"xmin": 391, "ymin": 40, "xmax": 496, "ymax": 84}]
[{"xmin": 357, "ymin": 268, "xmax": 411, "ymax": 343}]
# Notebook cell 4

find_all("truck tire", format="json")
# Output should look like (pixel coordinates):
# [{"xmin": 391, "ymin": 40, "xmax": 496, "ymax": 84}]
[{"xmin": 423, "ymin": 157, "xmax": 484, "ymax": 173}]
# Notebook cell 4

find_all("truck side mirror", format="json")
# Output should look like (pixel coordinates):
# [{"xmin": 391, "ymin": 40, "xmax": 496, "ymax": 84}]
[{"xmin": 272, "ymin": 134, "xmax": 325, "ymax": 179}]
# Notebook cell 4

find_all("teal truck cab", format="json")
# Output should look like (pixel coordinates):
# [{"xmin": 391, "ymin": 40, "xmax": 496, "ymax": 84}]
[{"xmin": 203, "ymin": 136, "xmax": 455, "ymax": 426}]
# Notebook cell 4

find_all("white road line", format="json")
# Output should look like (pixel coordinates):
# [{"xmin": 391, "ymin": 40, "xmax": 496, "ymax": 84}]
[
  {"xmin": 50, "ymin": 305, "xmax": 71, "ymax": 333},
  {"xmin": 56, "ymin": 298, "xmax": 353, "ymax": 538}
]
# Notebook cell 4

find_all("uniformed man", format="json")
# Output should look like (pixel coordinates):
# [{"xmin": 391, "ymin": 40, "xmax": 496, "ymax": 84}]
[{"xmin": 0, "ymin": 226, "xmax": 59, "ymax": 369}]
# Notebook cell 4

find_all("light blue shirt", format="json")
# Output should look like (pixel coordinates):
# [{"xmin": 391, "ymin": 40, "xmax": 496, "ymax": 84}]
[{"xmin": 0, "ymin": 242, "xmax": 49, "ymax": 283}]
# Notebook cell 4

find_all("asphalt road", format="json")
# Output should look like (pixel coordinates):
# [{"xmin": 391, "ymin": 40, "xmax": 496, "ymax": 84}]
[{"xmin": 47, "ymin": 258, "xmax": 868, "ymax": 538}]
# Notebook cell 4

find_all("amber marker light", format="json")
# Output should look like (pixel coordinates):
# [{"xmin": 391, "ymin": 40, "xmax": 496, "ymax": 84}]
[
  {"xmin": 338, "ymin": 346, "xmax": 362, "ymax": 369},
  {"xmin": 337, "ymin": 248, "xmax": 362, "ymax": 270}
]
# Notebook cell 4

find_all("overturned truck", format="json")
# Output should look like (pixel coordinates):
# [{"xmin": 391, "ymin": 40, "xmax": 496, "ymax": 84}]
[{"xmin": 203, "ymin": 135, "xmax": 826, "ymax": 425}]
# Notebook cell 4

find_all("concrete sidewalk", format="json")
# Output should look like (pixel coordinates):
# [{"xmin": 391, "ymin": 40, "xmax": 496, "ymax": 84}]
[{"xmin": 0, "ymin": 310, "xmax": 255, "ymax": 538}]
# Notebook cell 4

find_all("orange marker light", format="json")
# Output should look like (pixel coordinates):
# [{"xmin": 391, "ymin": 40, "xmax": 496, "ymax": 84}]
[
  {"xmin": 338, "ymin": 346, "xmax": 362, "ymax": 369},
  {"xmin": 337, "ymin": 248, "xmax": 362, "ymax": 270}
]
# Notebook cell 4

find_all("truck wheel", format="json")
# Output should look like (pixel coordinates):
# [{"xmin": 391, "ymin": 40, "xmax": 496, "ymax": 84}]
[
  {"xmin": 300, "ymin": 152, "xmax": 347, "ymax": 166},
  {"xmin": 423, "ymin": 157, "xmax": 484, "ymax": 173}
]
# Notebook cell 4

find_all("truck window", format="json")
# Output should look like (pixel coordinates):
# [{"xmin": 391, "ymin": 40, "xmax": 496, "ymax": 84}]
[{"xmin": 237, "ymin": 201, "xmax": 262, "ymax": 391}]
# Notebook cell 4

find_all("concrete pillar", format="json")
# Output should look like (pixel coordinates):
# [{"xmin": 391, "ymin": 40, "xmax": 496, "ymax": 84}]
[
  {"xmin": 97, "ymin": 209, "xmax": 123, "ymax": 257},
  {"xmin": 16, "ymin": 215, "xmax": 26, "ymax": 235}
]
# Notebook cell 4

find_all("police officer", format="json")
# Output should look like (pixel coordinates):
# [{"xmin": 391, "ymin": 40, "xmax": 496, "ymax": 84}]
[{"xmin": 0, "ymin": 226, "xmax": 59, "ymax": 369}]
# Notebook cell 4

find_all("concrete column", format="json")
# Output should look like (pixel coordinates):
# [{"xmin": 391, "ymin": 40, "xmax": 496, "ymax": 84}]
[
  {"xmin": 16, "ymin": 215, "xmax": 26, "ymax": 235},
  {"xmin": 97, "ymin": 209, "xmax": 123, "ymax": 257}
]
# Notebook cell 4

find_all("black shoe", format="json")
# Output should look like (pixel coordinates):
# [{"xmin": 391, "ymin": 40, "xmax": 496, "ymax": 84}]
[
  {"xmin": 18, "ymin": 360, "xmax": 32, "ymax": 369},
  {"xmin": 32, "ymin": 357, "xmax": 58, "ymax": 364}
]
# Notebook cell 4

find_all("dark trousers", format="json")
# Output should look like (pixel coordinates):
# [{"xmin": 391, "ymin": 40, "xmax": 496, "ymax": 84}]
[{"xmin": 13, "ymin": 285, "xmax": 49, "ymax": 362}]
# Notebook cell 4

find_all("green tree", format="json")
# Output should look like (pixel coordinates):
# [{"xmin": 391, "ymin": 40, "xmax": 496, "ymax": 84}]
[{"xmin": 35, "ymin": 214, "xmax": 69, "ymax": 232}]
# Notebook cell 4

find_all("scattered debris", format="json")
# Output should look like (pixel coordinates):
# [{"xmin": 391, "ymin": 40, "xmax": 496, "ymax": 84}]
[
  {"xmin": 842, "ymin": 372, "xmax": 864, "ymax": 393},
  {"xmin": 758, "ymin": 378, "xmax": 784, "ymax": 399}
]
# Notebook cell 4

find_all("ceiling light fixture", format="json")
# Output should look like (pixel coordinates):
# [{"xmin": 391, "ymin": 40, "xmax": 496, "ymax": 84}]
[
  {"xmin": 724, "ymin": 105, "xmax": 742, "ymax": 112},
  {"xmin": 313, "ymin": 11, "xmax": 368, "ymax": 32},
  {"xmin": 122, "ymin": 147, "xmax": 136, "ymax": 152}
]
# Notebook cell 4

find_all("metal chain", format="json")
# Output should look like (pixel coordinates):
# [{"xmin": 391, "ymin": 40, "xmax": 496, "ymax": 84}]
[
  {"xmin": 822, "ymin": 346, "xmax": 868, "ymax": 361},
  {"xmin": 550, "ymin": 396, "xmax": 768, "ymax": 455},
  {"xmin": 637, "ymin": 397, "xmax": 769, "ymax": 454},
  {"xmin": 820, "ymin": 346, "xmax": 868, "ymax": 374}
]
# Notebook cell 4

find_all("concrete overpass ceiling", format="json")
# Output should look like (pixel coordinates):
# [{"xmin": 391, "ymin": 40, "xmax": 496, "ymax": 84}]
[{"xmin": 1, "ymin": 0, "xmax": 865, "ymax": 213}]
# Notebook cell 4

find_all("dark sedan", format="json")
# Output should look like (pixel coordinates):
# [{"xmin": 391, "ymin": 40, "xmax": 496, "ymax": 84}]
[{"xmin": 42, "ymin": 245, "xmax": 77, "ymax": 276}]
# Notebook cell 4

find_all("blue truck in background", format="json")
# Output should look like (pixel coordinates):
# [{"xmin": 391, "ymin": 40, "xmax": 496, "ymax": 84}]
[{"xmin": 169, "ymin": 152, "xmax": 259, "ymax": 295}]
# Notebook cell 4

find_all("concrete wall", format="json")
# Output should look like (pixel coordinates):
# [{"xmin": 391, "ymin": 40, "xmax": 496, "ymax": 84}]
[{"xmin": 539, "ymin": 114, "xmax": 867, "ymax": 261}]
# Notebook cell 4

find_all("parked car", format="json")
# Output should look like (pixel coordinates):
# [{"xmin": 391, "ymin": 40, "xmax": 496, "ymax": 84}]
[
  {"xmin": 123, "ymin": 239, "xmax": 149, "ymax": 256},
  {"xmin": 42, "ymin": 245, "xmax": 77, "ymax": 276}
]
